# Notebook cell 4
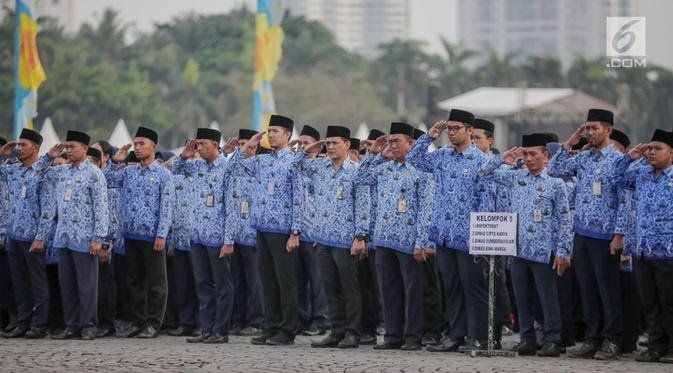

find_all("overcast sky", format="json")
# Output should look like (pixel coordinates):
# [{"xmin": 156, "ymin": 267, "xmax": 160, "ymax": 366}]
[{"xmin": 73, "ymin": 0, "xmax": 671, "ymax": 68}]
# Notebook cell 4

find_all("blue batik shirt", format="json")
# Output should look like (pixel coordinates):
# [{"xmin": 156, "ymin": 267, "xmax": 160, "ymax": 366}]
[
  {"xmin": 226, "ymin": 174, "xmax": 258, "ymax": 248},
  {"xmin": 354, "ymin": 154, "xmax": 434, "ymax": 254},
  {"xmin": 172, "ymin": 154, "xmax": 234, "ymax": 248},
  {"xmin": 228, "ymin": 147, "xmax": 302, "ymax": 235},
  {"xmin": 106, "ymin": 161, "xmax": 174, "ymax": 242},
  {"xmin": 547, "ymin": 145, "xmax": 624, "ymax": 240},
  {"xmin": 481, "ymin": 156, "xmax": 573, "ymax": 264},
  {"xmin": 39, "ymin": 171, "xmax": 59, "ymax": 265},
  {"xmin": 615, "ymin": 156, "xmax": 673, "ymax": 260},
  {"xmin": 299, "ymin": 172, "xmax": 318, "ymax": 243},
  {"xmin": 407, "ymin": 134, "xmax": 488, "ymax": 252},
  {"xmin": 0, "ymin": 155, "xmax": 52, "ymax": 243},
  {"xmin": 169, "ymin": 174, "xmax": 194, "ymax": 251},
  {"xmin": 44, "ymin": 161, "xmax": 109, "ymax": 253},
  {"xmin": 295, "ymin": 150, "xmax": 370, "ymax": 249}
]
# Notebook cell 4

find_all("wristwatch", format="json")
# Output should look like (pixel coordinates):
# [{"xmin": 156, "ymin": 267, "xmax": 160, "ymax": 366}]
[
  {"xmin": 291, "ymin": 229, "xmax": 301, "ymax": 236},
  {"xmin": 355, "ymin": 233, "xmax": 370, "ymax": 242}
]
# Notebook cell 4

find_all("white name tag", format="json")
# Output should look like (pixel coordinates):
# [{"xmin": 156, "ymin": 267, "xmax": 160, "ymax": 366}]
[
  {"xmin": 20, "ymin": 185, "xmax": 26, "ymax": 199},
  {"xmin": 267, "ymin": 182, "xmax": 275, "ymax": 195},
  {"xmin": 592, "ymin": 180, "xmax": 602, "ymax": 196},
  {"xmin": 534, "ymin": 209, "xmax": 542, "ymax": 223},
  {"xmin": 336, "ymin": 184, "xmax": 344, "ymax": 200},
  {"xmin": 206, "ymin": 194, "xmax": 214, "ymax": 207},
  {"xmin": 64, "ymin": 188, "xmax": 73, "ymax": 202},
  {"xmin": 241, "ymin": 200, "xmax": 249, "ymax": 215},
  {"xmin": 397, "ymin": 196, "xmax": 407, "ymax": 214}
]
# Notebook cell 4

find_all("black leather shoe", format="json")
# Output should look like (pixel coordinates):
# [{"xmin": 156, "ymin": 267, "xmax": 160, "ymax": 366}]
[
  {"xmin": 359, "ymin": 334, "xmax": 376, "ymax": 345},
  {"xmin": 567, "ymin": 341, "xmax": 600, "ymax": 359},
  {"xmin": 204, "ymin": 334, "xmax": 229, "ymax": 344},
  {"xmin": 186, "ymin": 332, "xmax": 210, "ymax": 343},
  {"xmin": 230, "ymin": 326, "xmax": 242, "ymax": 336},
  {"xmin": 463, "ymin": 340, "xmax": 487, "ymax": 352},
  {"xmin": 266, "ymin": 332, "xmax": 294, "ymax": 346},
  {"xmin": 311, "ymin": 334, "xmax": 342, "ymax": 348},
  {"xmin": 515, "ymin": 341, "xmax": 538, "ymax": 356},
  {"xmin": 337, "ymin": 333, "xmax": 359, "ymax": 349},
  {"xmin": 536, "ymin": 342, "xmax": 560, "ymax": 357},
  {"xmin": 660, "ymin": 352, "xmax": 673, "ymax": 364},
  {"xmin": 426, "ymin": 337, "xmax": 465, "ymax": 352},
  {"xmin": 593, "ymin": 340, "xmax": 621, "ymax": 360},
  {"xmin": 251, "ymin": 334, "xmax": 271, "ymax": 345},
  {"xmin": 25, "ymin": 328, "xmax": 47, "ymax": 339},
  {"xmin": 401, "ymin": 339, "xmax": 422, "ymax": 351},
  {"xmin": 421, "ymin": 335, "xmax": 438, "ymax": 346},
  {"xmin": 81, "ymin": 329, "xmax": 96, "ymax": 340},
  {"xmin": 136, "ymin": 326, "xmax": 157, "ymax": 339},
  {"xmin": 635, "ymin": 349, "xmax": 661, "ymax": 363},
  {"xmin": 51, "ymin": 329, "xmax": 80, "ymax": 340},
  {"xmin": 373, "ymin": 341, "xmax": 402, "ymax": 350},
  {"xmin": 2, "ymin": 327, "xmax": 27, "ymax": 338},
  {"xmin": 168, "ymin": 326, "xmax": 190, "ymax": 337},
  {"xmin": 95, "ymin": 327, "xmax": 113, "ymax": 338},
  {"xmin": 117, "ymin": 325, "xmax": 142, "ymax": 338}
]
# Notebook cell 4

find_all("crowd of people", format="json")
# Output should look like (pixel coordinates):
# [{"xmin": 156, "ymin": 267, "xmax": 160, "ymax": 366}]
[{"xmin": 0, "ymin": 108, "xmax": 672, "ymax": 364}]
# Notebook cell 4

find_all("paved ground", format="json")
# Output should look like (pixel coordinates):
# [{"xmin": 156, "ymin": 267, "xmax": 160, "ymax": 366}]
[{"xmin": 1, "ymin": 334, "xmax": 670, "ymax": 372}]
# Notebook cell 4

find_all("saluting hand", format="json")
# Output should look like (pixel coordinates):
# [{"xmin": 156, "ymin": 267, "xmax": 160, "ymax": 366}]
[
  {"xmin": 304, "ymin": 140, "xmax": 325, "ymax": 154},
  {"xmin": 563, "ymin": 124, "xmax": 586, "ymax": 149},
  {"xmin": 47, "ymin": 143, "xmax": 66, "ymax": 158},
  {"xmin": 369, "ymin": 136, "xmax": 387, "ymax": 155},
  {"xmin": 181, "ymin": 139, "xmax": 198, "ymax": 159},
  {"xmin": 627, "ymin": 143, "xmax": 648, "ymax": 160},
  {"xmin": 222, "ymin": 137, "xmax": 238, "ymax": 155},
  {"xmin": 428, "ymin": 120, "xmax": 447, "ymax": 140},
  {"xmin": 113, "ymin": 143, "xmax": 132, "ymax": 163},
  {"xmin": 502, "ymin": 147, "xmax": 523, "ymax": 165},
  {"xmin": 241, "ymin": 132, "xmax": 266, "ymax": 154}
]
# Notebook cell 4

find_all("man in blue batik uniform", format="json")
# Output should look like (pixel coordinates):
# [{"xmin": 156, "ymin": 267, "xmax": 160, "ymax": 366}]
[
  {"xmin": 548, "ymin": 109, "xmax": 625, "ymax": 360},
  {"xmin": 106, "ymin": 127, "xmax": 173, "ymax": 339},
  {"xmin": 481, "ymin": 133, "xmax": 573, "ymax": 357}
]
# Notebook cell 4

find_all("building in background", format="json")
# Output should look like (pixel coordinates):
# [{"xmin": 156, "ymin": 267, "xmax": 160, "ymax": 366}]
[
  {"xmin": 457, "ymin": 0, "xmax": 640, "ymax": 67},
  {"xmin": 285, "ymin": 0, "xmax": 410, "ymax": 59}
]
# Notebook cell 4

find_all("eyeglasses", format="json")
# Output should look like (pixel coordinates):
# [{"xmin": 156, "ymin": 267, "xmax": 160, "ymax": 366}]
[{"xmin": 447, "ymin": 125, "xmax": 466, "ymax": 132}]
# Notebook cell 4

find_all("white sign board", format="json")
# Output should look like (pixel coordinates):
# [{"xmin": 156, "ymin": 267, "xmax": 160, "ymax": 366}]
[{"xmin": 469, "ymin": 212, "xmax": 517, "ymax": 256}]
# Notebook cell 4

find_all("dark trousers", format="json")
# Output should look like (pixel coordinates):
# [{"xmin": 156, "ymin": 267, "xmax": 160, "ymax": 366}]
[
  {"xmin": 113, "ymin": 253, "xmax": 130, "ymax": 322},
  {"xmin": 8, "ymin": 239, "xmax": 49, "ymax": 331},
  {"xmin": 620, "ymin": 271, "xmax": 641, "ymax": 353},
  {"xmin": 318, "ymin": 245, "xmax": 362, "ymax": 336},
  {"xmin": 376, "ymin": 247, "xmax": 423, "ymax": 343},
  {"xmin": 231, "ymin": 244, "xmax": 264, "ymax": 329},
  {"xmin": 511, "ymin": 257, "xmax": 562, "ymax": 344},
  {"xmin": 0, "ymin": 249, "xmax": 16, "ymax": 325},
  {"xmin": 170, "ymin": 249, "xmax": 197, "ymax": 329},
  {"xmin": 296, "ymin": 241, "xmax": 327, "ymax": 331},
  {"xmin": 191, "ymin": 244, "xmax": 234, "ymax": 335},
  {"xmin": 46, "ymin": 264, "xmax": 63, "ymax": 332},
  {"xmin": 573, "ymin": 234, "xmax": 623, "ymax": 344},
  {"xmin": 164, "ymin": 253, "xmax": 179, "ymax": 329},
  {"xmin": 358, "ymin": 253, "xmax": 380, "ymax": 335},
  {"xmin": 437, "ymin": 248, "xmax": 489, "ymax": 341},
  {"xmin": 58, "ymin": 248, "xmax": 98, "ymax": 332},
  {"xmin": 634, "ymin": 259, "xmax": 673, "ymax": 355},
  {"xmin": 556, "ymin": 264, "xmax": 581, "ymax": 347},
  {"xmin": 422, "ymin": 256, "xmax": 442, "ymax": 339},
  {"xmin": 125, "ymin": 239, "xmax": 168, "ymax": 330},
  {"xmin": 257, "ymin": 231, "xmax": 298, "ymax": 336},
  {"xmin": 97, "ymin": 259, "xmax": 116, "ymax": 329}
]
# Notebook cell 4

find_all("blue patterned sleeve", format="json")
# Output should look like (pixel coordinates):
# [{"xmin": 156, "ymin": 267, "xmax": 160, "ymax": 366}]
[
  {"xmin": 290, "ymin": 161, "xmax": 303, "ymax": 232},
  {"xmin": 614, "ymin": 187, "xmax": 630, "ymax": 235},
  {"xmin": 91, "ymin": 168, "xmax": 109, "ymax": 240},
  {"xmin": 224, "ymin": 173, "xmax": 238, "ymax": 245},
  {"xmin": 172, "ymin": 156, "xmax": 197, "ymax": 177},
  {"xmin": 353, "ymin": 154, "xmax": 385, "ymax": 185},
  {"xmin": 228, "ymin": 149, "xmax": 258, "ymax": 178},
  {"xmin": 36, "ymin": 168, "xmax": 57, "ymax": 241},
  {"xmin": 407, "ymin": 134, "xmax": 438, "ymax": 173},
  {"xmin": 33, "ymin": 155, "xmax": 53, "ymax": 173},
  {"xmin": 104, "ymin": 162, "xmax": 125, "ymax": 188},
  {"xmin": 547, "ymin": 147, "xmax": 577, "ymax": 178},
  {"xmin": 553, "ymin": 180, "xmax": 572, "ymax": 259},
  {"xmin": 613, "ymin": 154, "xmax": 639, "ymax": 189},
  {"xmin": 157, "ymin": 170, "xmax": 174, "ymax": 238},
  {"xmin": 294, "ymin": 149, "xmax": 320, "ymax": 177},
  {"xmin": 479, "ymin": 154, "xmax": 515, "ymax": 188},
  {"xmin": 354, "ymin": 184, "xmax": 371, "ymax": 236},
  {"xmin": 415, "ymin": 173, "xmax": 435, "ymax": 249}
]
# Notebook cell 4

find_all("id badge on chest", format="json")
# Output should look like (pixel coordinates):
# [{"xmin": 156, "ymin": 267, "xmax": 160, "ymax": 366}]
[
  {"xmin": 241, "ymin": 200, "xmax": 249, "ymax": 216},
  {"xmin": 336, "ymin": 184, "xmax": 344, "ymax": 200},
  {"xmin": 64, "ymin": 188, "xmax": 73, "ymax": 202},
  {"xmin": 20, "ymin": 185, "xmax": 26, "ymax": 199},
  {"xmin": 533, "ymin": 209, "xmax": 542, "ymax": 223},
  {"xmin": 206, "ymin": 194, "xmax": 214, "ymax": 207},
  {"xmin": 592, "ymin": 180, "xmax": 602, "ymax": 196},
  {"xmin": 397, "ymin": 196, "xmax": 407, "ymax": 214},
  {"xmin": 267, "ymin": 182, "xmax": 275, "ymax": 195}
]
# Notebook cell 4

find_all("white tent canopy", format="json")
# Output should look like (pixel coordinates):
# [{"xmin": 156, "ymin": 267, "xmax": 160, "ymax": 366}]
[
  {"xmin": 209, "ymin": 121, "xmax": 220, "ymax": 131},
  {"xmin": 354, "ymin": 123, "xmax": 369, "ymax": 140},
  {"xmin": 108, "ymin": 119, "xmax": 133, "ymax": 148},
  {"xmin": 39, "ymin": 117, "xmax": 60, "ymax": 155}
]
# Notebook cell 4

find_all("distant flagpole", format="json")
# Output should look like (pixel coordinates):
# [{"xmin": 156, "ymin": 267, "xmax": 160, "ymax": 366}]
[
  {"xmin": 252, "ymin": 0, "xmax": 284, "ymax": 147},
  {"xmin": 13, "ymin": 0, "xmax": 46, "ymax": 139}
]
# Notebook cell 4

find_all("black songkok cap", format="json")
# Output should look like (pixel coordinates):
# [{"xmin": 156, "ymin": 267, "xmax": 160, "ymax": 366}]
[
  {"xmin": 0, "ymin": 136, "xmax": 7, "ymax": 146},
  {"xmin": 349, "ymin": 138, "xmax": 360, "ymax": 151},
  {"xmin": 367, "ymin": 129, "xmax": 385, "ymax": 141},
  {"xmin": 522, "ymin": 133, "xmax": 551, "ymax": 147},
  {"xmin": 473, "ymin": 118, "xmax": 494, "ymax": 133},
  {"xmin": 135, "ymin": 126, "xmax": 158, "ymax": 144},
  {"xmin": 269, "ymin": 114, "xmax": 294, "ymax": 131},
  {"xmin": 66, "ymin": 130, "xmax": 90, "ymax": 146},
  {"xmin": 325, "ymin": 125, "xmax": 350, "ymax": 139},
  {"xmin": 543, "ymin": 132, "xmax": 559, "ymax": 143},
  {"xmin": 389, "ymin": 122, "xmax": 414, "ymax": 137},
  {"xmin": 587, "ymin": 109, "xmax": 614, "ymax": 125},
  {"xmin": 239, "ymin": 129, "xmax": 258, "ymax": 140},
  {"xmin": 610, "ymin": 128, "xmax": 631, "ymax": 149},
  {"xmin": 413, "ymin": 129, "xmax": 425, "ymax": 140},
  {"xmin": 19, "ymin": 128, "xmax": 43, "ymax": 145},
  {"xmin": 448, "ymin": 109, "xmax": 475, "ymax": 126},
  {"xmin": 87, "ymin": 147, "xmax": 102, "ymax": 159},
  {"xmin": 196, "ymin": 128, "xmax": 222, "ymax": 143},
  {"xmin": 651, "ymin": 129, "xmax": 673, "ymax": 148},
  {"xmin": 300, "ymin": 125, "xmax": 320, "ymax": 141}
]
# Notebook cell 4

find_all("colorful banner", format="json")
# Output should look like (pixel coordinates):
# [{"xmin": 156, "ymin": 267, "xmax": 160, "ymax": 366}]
[
  {"xmin": 13, "ymin": 0, "xmax": 46, "ymax": 140},
  {"xmin": 252, "ymin": 0, "xmax": 284, "ymax": 146}
]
